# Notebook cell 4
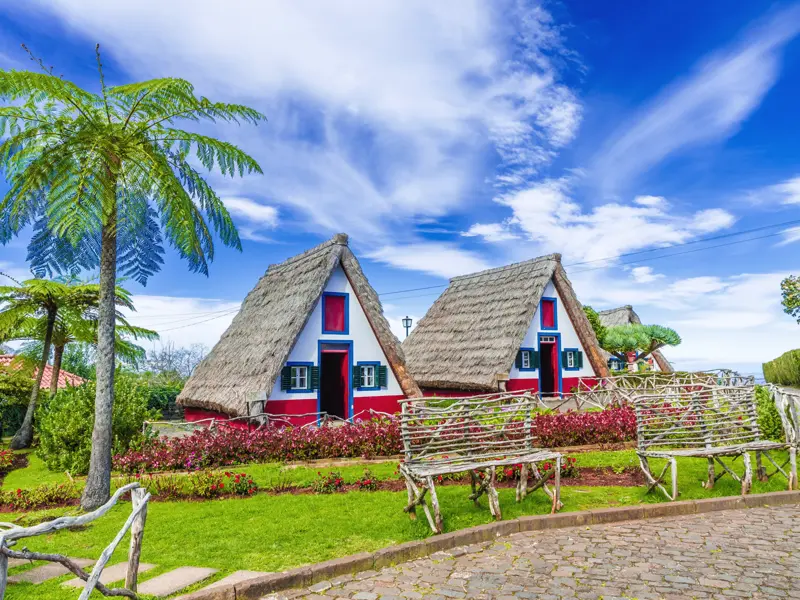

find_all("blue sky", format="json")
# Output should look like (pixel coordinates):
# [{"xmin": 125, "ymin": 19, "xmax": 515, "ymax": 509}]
[{"xmin": 0, "ymin": 0, "xmax": 799, "ymax": 374}]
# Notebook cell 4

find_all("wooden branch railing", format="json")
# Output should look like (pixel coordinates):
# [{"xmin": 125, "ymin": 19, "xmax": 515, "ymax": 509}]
[{"xmin": 0, "ymin": 482, "xmax": 150, "ymax": 600}]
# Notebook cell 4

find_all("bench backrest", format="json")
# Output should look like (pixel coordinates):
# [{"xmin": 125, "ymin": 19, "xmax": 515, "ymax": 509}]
[
  {"xmin": 770, "ymin": 385, "xmax": 800, "ymax": 445},
  {"xmin": 398, "ymin": 391, "xmax": 540, "ymax": 465},
  {"xmin": 633, "ymin": 384, "xmax": 762, "ymax": 451}
]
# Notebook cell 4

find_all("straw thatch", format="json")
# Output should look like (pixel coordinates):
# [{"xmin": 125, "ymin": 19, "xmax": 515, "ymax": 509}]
[
  {"xmin": 178, "ymin": 233, "xmax": 421, "ymax": 416},
  {"xmin": 402, "ymin": 254, "xmax": 609, "ymax": 392},
  {"xmin": 597, "ymin": 305, "xmax": 674, "ymax": 372}
]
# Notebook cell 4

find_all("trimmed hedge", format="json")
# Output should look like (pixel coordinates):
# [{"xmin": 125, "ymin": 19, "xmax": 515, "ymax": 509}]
[{"xmin": 763, "ymin": 349, "xmax": 800, "ymax": 386}]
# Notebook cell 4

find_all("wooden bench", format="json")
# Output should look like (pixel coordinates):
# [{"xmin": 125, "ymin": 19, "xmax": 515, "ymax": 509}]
[
  {"xmin": 633, "ymin": 383, "xmax": 794, "ymax": 500},
  {"xmin": 398, "ymin": 391, "xmax": 562, "ymax": 534},
  {"xmin": 768, "ymin": 385, "xmax": 800, "ymax": 490}
]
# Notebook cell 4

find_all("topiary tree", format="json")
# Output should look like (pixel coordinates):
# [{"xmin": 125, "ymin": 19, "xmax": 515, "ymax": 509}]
[
  {"xmin": 0, "ymin": 47, "xmax": 264, "ymax": 508},
  {"xmin": 583, "ymin": 305, "xmax": 607, "ymax": 346},
  {"xmin": 603, "ymin": 324, "xmax": 681, "ymax": 372},
  {"xmin": 781, "ymin": 275, "xmax": 800, "ymax": 323}
]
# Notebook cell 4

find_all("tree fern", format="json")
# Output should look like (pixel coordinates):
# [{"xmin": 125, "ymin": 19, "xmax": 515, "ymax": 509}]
[{"xmin": 0, "ymin": 49, "xmax": 265, "ymax": 507}]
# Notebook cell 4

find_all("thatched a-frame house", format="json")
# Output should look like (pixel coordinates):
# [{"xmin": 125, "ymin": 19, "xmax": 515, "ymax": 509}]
[
  {"xmin": 597, "ymin": 305, "xmax": 674, "ymax": 372},
  {"xmin": 178, "ymin": 233, "xmax": 421, "ymax": 425},
  {"xmin": 402, "ymin": 254, "xmax": 609, "ymax": 395}
]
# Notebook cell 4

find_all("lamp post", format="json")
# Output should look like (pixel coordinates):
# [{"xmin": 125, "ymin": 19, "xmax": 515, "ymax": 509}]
[{"xmin": 402, "ymin": 316, "xmax": 412, "ymax": 338}]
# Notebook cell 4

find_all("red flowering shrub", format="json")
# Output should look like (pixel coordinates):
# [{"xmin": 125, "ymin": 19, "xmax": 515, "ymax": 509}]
[
  {"xmin": 531, "ymin": 406, "xmax": 636, "ymax": 447},
  {"xmin": 0, "ymin": 450, "xmax": 14, "ymax": 473},
  {"xmin": 188, "ymin": 470, "xmax": 226, "ymax": 498},
  {"xmin": 114, "ymin": 418, "xmax": 403, "ymax": 473},
  {"xmin": 312, "ymin": 471, "xmax": 344, "ymax": 494},
  {"xmin": 0, "ymin": 483, "xmax": 80, "ymax": 510},
  {"xmin": 114, "ymin": 408, "xmax": 636, "ymax": 474},
  {"xmin": 356, "ymin": 469, "xmax": 378, "ymax": 491}
]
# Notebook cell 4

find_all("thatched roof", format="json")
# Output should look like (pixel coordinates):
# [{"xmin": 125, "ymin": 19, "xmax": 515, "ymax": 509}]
[
  {"xmin": 597, "ymin": 305, "xmax": 674, "ymax": 372},
  {"xmin": 402, "ymin": 254, "xmax": 609, "ymax": 391},
  {"xmin": 178, "ymin": 233, "xmax": 421, "ymax": 416}
]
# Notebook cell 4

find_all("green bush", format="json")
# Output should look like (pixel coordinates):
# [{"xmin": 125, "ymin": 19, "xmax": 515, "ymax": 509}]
[
  {"xmin": 755, "ymin": 385, "xmax": 784, "ymax": 442},
  {"xmin": 763, "ymin": 349, "xmax": 800, "ymax": 386},
  {"xmin": 36, "ymin": 374, "xmax": 160, "ymax": 475},
  {"xmin": 0, "ymin": 361, "xmax": 36, "ymax": 436}
]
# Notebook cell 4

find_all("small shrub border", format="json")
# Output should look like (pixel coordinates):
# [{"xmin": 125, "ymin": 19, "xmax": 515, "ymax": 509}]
[{"xmin": 115, "ymin": 408, "xmax": 638, "ymax": 474}]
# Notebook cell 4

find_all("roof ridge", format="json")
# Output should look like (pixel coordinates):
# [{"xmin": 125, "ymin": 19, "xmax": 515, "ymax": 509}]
[
  {"xmin": 266, "ymin": 233, "xmax": 348, "ymax": 273},
  {"xmin": 450, "ymin": 253, "xmax": 560, "ymax": 283}
]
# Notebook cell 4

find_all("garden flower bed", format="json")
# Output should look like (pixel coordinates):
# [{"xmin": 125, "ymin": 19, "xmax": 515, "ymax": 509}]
[{"xmin": 115, "ymin": 407, "xmax": 637, "ymax": 473}]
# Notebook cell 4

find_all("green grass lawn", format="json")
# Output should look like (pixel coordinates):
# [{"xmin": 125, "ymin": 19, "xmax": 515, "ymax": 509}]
[{"xmin": 3, "ymin": 449, "xmax": 792, "ymax": 599}]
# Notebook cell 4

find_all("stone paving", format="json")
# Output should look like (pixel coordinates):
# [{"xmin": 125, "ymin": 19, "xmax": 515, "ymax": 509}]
[{"xmin": 266, "ymin": 504, "xmax": 800, "ymax": 599}]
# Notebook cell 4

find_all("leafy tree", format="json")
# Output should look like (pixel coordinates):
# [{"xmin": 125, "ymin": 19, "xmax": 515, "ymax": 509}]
[
  {"xmin": 781, "ymin": 275, "xmax": 800, "ymax": 323},
  {"xmin": 0, "ymin": 277, "xmax": 104, "ymax": 448},
  {"xmin": 0, "ymin": 47, "xmax": 264, "ymax": 508},
  {"xmin": 36, "ymin": 372, "xmax": 159, "ymax": 475},
  {"xmin": 19, "ymin": 305, "xmax": 158, "ymax": 395},
  {"xmin": 602, "ymin": 324, "xmax": 681, "ymax": 372},
  {"xmin": 144, "ymin": 342, "xmax": 208, "ymax": 380},
  {"xmin": 61, "ymin": 342, "xmax": 95, "ymax": 380},
  {"xmin": 582, "ymin": 305, "xmax": 607, "ymax": 346}
]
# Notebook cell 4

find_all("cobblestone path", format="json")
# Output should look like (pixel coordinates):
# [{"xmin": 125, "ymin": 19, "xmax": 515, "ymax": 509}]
[{"xmin": 269, "ymin": 504, "xmax": 800, "ymax": 599}]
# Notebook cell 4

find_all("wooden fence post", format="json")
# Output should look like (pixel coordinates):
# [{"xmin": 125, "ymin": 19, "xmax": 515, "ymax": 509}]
[
  {"xmin": 0, "ymin": 542, "xmax": 8, "ymax": 600},
  {"xmin": 125, "ymin": 487, "xmax": 148, "ymax": 592}
]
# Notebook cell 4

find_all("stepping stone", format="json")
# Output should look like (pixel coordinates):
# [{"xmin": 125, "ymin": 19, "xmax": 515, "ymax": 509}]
[
  {"xmin": 9, "ymin": 558, "xmax": 94, "ymax": 584},
  {"xmin": 137, "ymin": 567, "xmax": 218, "ymax": 597},
  {"xmin": 63, "ymin": 561, "xmax": 156, "ymax": 587},
  {"xmin": 174, "ymin": 571, "xmax": 271, "ymax": 599},
  {"xmin": 7, "ymin": 558, "xmax": 30, "ymax": 568}
]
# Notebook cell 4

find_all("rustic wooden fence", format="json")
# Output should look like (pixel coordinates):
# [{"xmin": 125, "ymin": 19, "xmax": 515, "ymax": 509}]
[{"xmin": 0, "ymin": 482, "xmax": 150, "ymax": 599}]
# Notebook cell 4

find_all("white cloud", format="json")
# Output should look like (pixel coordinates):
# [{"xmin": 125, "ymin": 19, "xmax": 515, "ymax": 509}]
[
  {"xmin": 778, "ymin": 225, "xmax": 800, "ymax": 246},
  {"xmin": 574, "ymin": 270, "xmax": 795, "ymax": 374},
  {"xmin": 752, "ymin": 175, "xmax": 800, "ymax": 205},
  {"xmin": 690, "ymin": 208, "xmax": 736, "ymax": 232},
  {"xmin": 491, "ymin": 178, "xmax": 736, "ymax": 263},
  {"xmin": 628, "ymin": 266, "xmax": 664, "ymax": 284},
  {"xmin": 123, "ymin": 295, "xmax": 241, "ymax": 350},
  {"xmin": 367, "ymin": 243, "xmax": 493, "ymax": 279},
  {"xmin": 634, "ymin": 195, "xmax": 668, "ymax": 208},
  {"xmin": 593, "ymin": 5, "xmax": 800, "ymax": 193},
  {"xmin": 222, "ymin": 197, "xmax": 278, "ymax": 227},
  {"xmin": 461, "ymin": 222, "xmax": 519, "ymax": 242},
  {"xmin": 19, "ymin": 0, "xmax": 581, "ymax": 244}
]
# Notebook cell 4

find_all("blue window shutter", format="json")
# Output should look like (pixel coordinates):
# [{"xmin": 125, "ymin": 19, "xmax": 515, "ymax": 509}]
[
  {"xmin": 280, "ymin": 366, "xmax": 292, "ymax": 391},
  {"xmin": 532, "ymin": 351, "xmax": 540, "ymax": 369},
  {"xmin": 378, "ymin": 365, "xmax": 388, "ymax": 388},
  {"xmin": 352, "ymin": 366, "xmax": 362, "ymax": 389},
  {"xmin": 515, "ymin": 351, "xmax": 523, "ymax": 369},
  {"xmin": 310, "ymin": 366, "xmax": 320, "ymax": 390},
  {"xmin": 577, "ymin": 351, "xmax": 584, "ymax": 369}
]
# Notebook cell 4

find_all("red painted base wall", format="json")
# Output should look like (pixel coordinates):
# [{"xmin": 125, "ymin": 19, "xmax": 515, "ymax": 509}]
[
  {"xmin": 353, "ymin": 395, "xmax": 404, "ymax": 418},
  {"xmin": 184, "ymin": 395, "xmax": 406, "ymax": 428}
]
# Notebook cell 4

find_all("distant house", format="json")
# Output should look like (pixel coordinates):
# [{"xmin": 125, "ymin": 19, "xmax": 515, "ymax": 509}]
[
  {"xmin": 597, "ymin": 305, "xmax": 674, "ymax": 372},
  {"xmin": 0, "ymin": 355, "xmax": 85, "ymax": 389},
  {"xmin": 178, "ymin": 234, "xmax": 421, "ymax": 426},
  {"xmin": 402, "ymin": 254, "xmax": 609, "ymax": 397}
]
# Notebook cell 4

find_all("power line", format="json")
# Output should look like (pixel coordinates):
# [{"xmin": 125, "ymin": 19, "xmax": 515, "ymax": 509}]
[
  {"xmin": 377, "ymin": 217, "xmax": 800, "ymax": 297},
  {"xmin": 156, "ymin": 309, "xmax": 239, "ymax": 332},
  {"xmin": 380, "ymin": 230, "xmax": 787, "ymax": 303}
]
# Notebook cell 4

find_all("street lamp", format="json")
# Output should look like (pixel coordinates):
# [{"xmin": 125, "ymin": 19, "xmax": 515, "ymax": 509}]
[{"xmin": 402, "ymin": 316, "xmax": 413, "ymax": 338}]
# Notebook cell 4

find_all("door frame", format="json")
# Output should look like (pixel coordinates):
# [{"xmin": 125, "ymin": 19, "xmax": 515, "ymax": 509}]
[
  {"xmin": 317, "ymin": 339, "xmax": 354, "ymax": 422},
  {"xmin": 537, "ymin": 332, "xmax": 562, "ymax": 397}
]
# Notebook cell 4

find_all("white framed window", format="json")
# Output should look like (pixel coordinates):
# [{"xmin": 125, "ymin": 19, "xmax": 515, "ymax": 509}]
[
  {"xmin": 521, "ymin": 351, "xmax": 531, "ymax": 369},
  {"xmin": 290, "ymin": 365, "xmax": 308, "ymax": 390},
  {"xmin": 540, "ymin": 335, "xmax": 556, "ymax": 343},
  {"xmin": 566, "ymin": 352, "xmax": 575, "ymax": 368},
  {"xmin": 360, "ymin": 365, "xmax": 376, "ymax": 388}
]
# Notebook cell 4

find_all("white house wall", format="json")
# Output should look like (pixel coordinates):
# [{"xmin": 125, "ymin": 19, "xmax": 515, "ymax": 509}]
[
  {"xmin": 268, "ymin": 265, "xmax": 404, "ymax": 401},
  {"xmin": 509, "ymin": 280, "xmax": 595, "ymax": 380}
]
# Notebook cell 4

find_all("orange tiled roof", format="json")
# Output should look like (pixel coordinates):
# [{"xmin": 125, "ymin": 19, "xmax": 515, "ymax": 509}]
[{"xmin": 0, "ymin": 355, "xmax": 86, "ymax": 389}]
